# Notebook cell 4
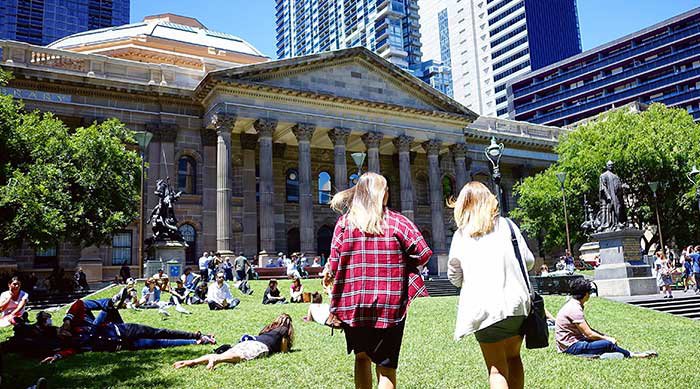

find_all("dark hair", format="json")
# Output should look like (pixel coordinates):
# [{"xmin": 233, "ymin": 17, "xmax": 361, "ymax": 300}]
[
  {"xmin": 311, "ymin": 291, "xmax": 322, "ymax": 304},
  {"xmin": 239, "ymin": 252, "xmax": 244, "ymax": 256},
  {"xmin": 269, "ymin": 279, "xmax": 278, "ymax": 286},
  {"xmin": 569, "ymin": 278, "xmax": 593, "ymax": 300},
  {"xmin": 259, "ymin": 313, "xmax": 294, "ymax": 348},
  {"xmin": 184, "ymin": 267, "xmax": 192, "ymax": 273},
  {"xmin": 8, "ymin": 276, "xmax": 20, "ymax": 286}
]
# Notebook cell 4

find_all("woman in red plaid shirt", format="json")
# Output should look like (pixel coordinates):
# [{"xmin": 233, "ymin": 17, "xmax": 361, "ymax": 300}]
[{"xmin": 328, "ymin": 172, "xmax": 432, "ymax": 389}]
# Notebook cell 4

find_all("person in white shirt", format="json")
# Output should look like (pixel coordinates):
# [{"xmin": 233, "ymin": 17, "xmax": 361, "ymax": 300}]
[
  {"xmin": 0, "ymin": 276, "xmax": 29, "ymax": 327},
  {"xmin": 198, "ymin": 252, "xmax": 210, "ymax": 282},
  {"xmin": 206, "ymin": 273, "xmax": 240, "ymax": 310},
  {"xmin": 447, "ymin": 181, "xmax": 534, "ymax": 389}
]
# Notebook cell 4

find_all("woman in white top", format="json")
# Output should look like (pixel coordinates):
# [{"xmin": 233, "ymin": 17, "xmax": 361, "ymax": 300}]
[
  {"xmin": 0, "ymin": 276, "xmax": 29, "ymax": 327},
  {"xmin": 447, "ymin": 181, "xmax": 534, "ymax": 389}
]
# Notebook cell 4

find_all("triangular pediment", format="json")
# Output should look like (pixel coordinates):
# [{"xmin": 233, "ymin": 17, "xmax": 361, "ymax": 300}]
[{"xmin": 197, "ymin": 47, "xmax": 477, "ymax": 119}]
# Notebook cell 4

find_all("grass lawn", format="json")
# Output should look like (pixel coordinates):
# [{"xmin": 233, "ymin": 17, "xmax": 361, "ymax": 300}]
[{"xmin": 2, "ymin": 279, "xmax": 699, "ymax": 388}]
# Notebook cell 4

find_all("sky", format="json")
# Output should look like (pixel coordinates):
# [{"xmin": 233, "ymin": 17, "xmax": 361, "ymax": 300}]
[{"xmin": 130, "ymin": 0, "xmax": 700, "ymax": 59}]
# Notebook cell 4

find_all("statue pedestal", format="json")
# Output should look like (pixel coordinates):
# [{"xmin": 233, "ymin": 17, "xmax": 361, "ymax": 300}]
[
  {"xmin": 78, "ymin": 246, "xmax": 103, "ymax": 282},
  {"xmin": 592, "ymin": 229, "xmax": 657, "ymax": 297},
  {"xmin": 146, "ymin": 241, "xmax": 186, "ymax": 279},
  {"xmin": 578, "ymin": 241, "xmax": 600, "ymax": 266}
]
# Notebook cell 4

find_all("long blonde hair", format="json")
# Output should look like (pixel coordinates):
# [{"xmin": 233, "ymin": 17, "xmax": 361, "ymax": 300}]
[
  {"xmin": 448, "ymin": 181, "xmax": 499, "ymax": 238},
  {"xmin": 330, "ymin": 172, "xmax": 387, "ymax": 235}
]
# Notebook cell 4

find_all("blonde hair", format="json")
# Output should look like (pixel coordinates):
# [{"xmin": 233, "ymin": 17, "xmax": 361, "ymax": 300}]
[
  {"xmin": 329, "ymin": 172, "xmax": 387, "ymax": 235},
  {"xmin": 448, "ymin": 181, "xmax": 499, "ymax": 238}
]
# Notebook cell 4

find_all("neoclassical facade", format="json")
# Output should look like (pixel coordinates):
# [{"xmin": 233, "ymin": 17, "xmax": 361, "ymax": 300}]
[{"xmin": 0, "ymin": 15, "xmax": 564, "ymax": 279}]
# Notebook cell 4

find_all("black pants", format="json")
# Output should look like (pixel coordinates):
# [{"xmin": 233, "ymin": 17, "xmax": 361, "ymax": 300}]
[
  {"xmin": 200, "ymin": 269, "xmax": 209, "ymax": 282},
  {"xmin": 694, "ymin": 273, "xmax": 700, "ymax": 292},
  {"xmin": 207, "ymin": 298, "xmax": 240, "ymax": 310},
  {"xmin": 117, "ymin": 323, "xmax": 199, "ymax": 341}
]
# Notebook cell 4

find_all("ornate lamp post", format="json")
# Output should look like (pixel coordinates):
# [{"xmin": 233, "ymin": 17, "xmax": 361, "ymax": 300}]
[
  {"xmin": 556, "ymin": 172, "xmax": 572, "ymax": 256},
  {"xmin": 351, "ymin": 152, "xmax": 366, "ymax": 185},
  {"xmin": 133, "ymin": 131, "xmax": 153, "ymax": 278},
  {"xmin": 648, "ymin": 181, "xmax": 665, "ymax": 255},
  {"xmin": 687, "ymin": 165, "xmax": 700, "ymax": 214},
  {"xmin": 484, "ymin": 137, "xmax": 505, "ymax": 215}
]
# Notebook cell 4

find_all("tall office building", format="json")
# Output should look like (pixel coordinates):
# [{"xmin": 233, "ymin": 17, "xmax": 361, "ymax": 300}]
[
  {"xmin": 419, "ymin": 0, "xmax": 581, "ymax": 117},
  {"xmin": 275, "ymin": 0, "xmax": 422, "ymax": 70},
  {"xmin": 0, "ymin": 0, "xmax": 129, "ymax": 46}
]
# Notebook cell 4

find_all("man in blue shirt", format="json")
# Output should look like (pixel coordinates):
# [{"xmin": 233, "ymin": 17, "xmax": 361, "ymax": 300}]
[{"xmin": 689, "ymin": 246, "xmax": 700, "ymax": 294}]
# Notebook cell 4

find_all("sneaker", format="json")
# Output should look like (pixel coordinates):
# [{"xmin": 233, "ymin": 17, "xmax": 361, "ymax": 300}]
[
  {"xmin": 198, "ymin": 335, "xmax": 216, "ymax": 345},
  {"xmin": 175, "ymin": 305, "xmax": 192, "ymax": 315},
  {"xmin": 632, "ymin": 350, "xmax": 658, "ymax": 358},
  {"xmin": 663, "ymin": 295, "xmax": 669, "ymax": 298},
  {"xmin": 599, "ymin": 352, "xmax": 624, "ymax": 360},
  {"xmin": 158, "ymin": 308, "xmax": 171, "ymax": 317}
]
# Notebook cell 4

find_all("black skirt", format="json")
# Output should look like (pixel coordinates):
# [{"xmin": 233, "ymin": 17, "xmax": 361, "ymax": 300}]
[{"xmin": 344, "ymin": 320, "xmax": 406, "ymax": 369}]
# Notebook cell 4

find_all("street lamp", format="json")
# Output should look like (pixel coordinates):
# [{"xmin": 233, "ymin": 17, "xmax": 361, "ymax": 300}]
[
  {"xmin": 484, "ymin": 137, "xmax": 505, "ymax": 215},
  {"xmin": 351, "ymin": 152, "xmax": 366, "ymax": 185},
  {"xmin": 648, "ymin": 181, "xmax": 665, "ymax": 256},
  {"xmin": 556, "ymin": 172, "xmax": 572, "ymax": 256},
  {"xmin": 133, "ymin": 131, "xmax": 153, "ymax": 278},
  {"xmin": 687, "ymin": 165, "xmax": 700, "ymax": 214}
]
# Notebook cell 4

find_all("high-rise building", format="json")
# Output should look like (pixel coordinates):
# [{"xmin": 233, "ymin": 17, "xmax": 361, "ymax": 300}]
[
  {"xmin": 419, "ymin": 0, "xmax": 581, "ymax": 117},
  {"xmin": 508, "ymin": 7, "xmax": 700, "ymax": 126},
  {"xmin": 275, "ymin": 0, "xmax": 422, "ymax": 70},
  {"xmin": 0, "ymin": 0, "xmax": 129, "ymax": 46}
]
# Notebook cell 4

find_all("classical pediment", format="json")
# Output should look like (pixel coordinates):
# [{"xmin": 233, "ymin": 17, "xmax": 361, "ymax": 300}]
[{"xmin": 196, "ymin": 47, "xmax": 477, "ymax": 120}]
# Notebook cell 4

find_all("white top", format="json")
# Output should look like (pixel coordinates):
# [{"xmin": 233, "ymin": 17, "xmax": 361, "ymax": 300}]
[
  {"xmin": 448, "ymin": 217, "xmax": 534, "ymax": 340},
  {"xmin": 0, "ymin": 290, "xmax": 28, "ymax": 317},
  {"xmin": 207, "ymin": 282, "xmax": 234, "ymax": 305},
  {"xmin": 309, "ymin": 303, "xmax": 330, "ymax": 325}
]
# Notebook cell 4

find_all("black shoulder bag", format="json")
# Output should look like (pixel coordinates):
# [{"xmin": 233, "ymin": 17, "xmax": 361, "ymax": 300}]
[{"xmin": 505, "ymin": 218, "xmax": 549, "ymax": 349}]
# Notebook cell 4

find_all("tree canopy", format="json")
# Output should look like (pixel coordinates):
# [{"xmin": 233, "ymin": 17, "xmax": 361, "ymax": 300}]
[
  {"xmin": 0, "ymin": 70, "xmax": 142, "ymax": 250},
  {"xmin": 511, "ymin": 104, "xmax": 700, "ymax": 255}
]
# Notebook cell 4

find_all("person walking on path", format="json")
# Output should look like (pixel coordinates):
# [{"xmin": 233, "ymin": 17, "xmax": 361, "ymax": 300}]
[
  {"xmin": 447, "ymin": 181, "xmax": 534, "ymax": 389},
  {"xmin": 690, "ymin": 246, "xmax": 700, "ymax": 294},
  {"xmin": 328, "ymin": 172, "xmax": 432, "ymax": 389}
]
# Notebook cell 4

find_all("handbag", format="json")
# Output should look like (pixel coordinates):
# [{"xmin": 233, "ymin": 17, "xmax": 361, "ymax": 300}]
[{"xmin": 505, "ymin": 218, "xmax": 549, "ymax": 349}]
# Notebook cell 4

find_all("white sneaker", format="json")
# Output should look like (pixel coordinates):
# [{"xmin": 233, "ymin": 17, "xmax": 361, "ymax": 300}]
[
  {"xmin": 175, "ymin": 305, "xmax": 191, "ymax": 315},
  {"xmin": 158, "ymin": 308, "xmax": 170, "ymax": 317}
]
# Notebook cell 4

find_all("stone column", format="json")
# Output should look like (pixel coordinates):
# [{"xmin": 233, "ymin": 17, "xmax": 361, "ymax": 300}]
[
  {"xmin": 423, "ymin": 140, "xmax": 446, "ymax": 253},
  {"xmin": 293, "ymin": 123, "xmax": 317, "ymax": 256},
  {"xmin": 393, "ymin": 135, "xmax": 415, "ymax": 220},
  {"xmin": 213, "ymin": 113, "xmax": 236, "ymax": 255},
  {"xmin": 328, "ymin": 127, "xmax": 351, "ymax": 192},
  {"xmin": 451, "ymin": 142, "xmax": 468, "ymax": 190},
  {"xmin": 362, "ymin": 132, "xmax": 383, "ymax": 174},
  {"xmin": 240, "ymin": 134, "xmax": 258, "ymax": 256},
  {"xmin": 200, "ymin": 129, "xmax": 218, "ymax": 253},
  {"xmin": 254, "ymin": 118, "xmax": 278, "ymax": 255}
]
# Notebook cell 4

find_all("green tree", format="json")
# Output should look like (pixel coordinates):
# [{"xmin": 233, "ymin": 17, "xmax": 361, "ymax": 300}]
[
  {"xmin": 511, "ymin": 104, "xmax": 700, "ymax": 255},
  {"xmin": 0, "ymin": 72, "xmax": 141, "ymax": 250}
]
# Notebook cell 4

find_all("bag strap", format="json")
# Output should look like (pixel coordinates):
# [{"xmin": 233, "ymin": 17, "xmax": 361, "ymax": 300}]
[{"xmin": 505, "ymin": 218, "xmax": 533, "ymax": 295}]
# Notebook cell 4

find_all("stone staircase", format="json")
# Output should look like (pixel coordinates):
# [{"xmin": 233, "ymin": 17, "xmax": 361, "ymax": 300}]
[
  {"xmin": 624, "ymin": 294, "xmax": 700, "ymax": 320},
  {"xmin": 425, "ymin": 278, "xmax": 460, "ymax": 297}
]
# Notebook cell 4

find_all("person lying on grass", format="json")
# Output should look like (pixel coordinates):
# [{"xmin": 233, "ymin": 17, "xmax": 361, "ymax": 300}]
[
  {"xmin": 39, "ymin": 298, "xmax": 215, "ymax": 363},
  {"xmin": 172, "ymin": 313, "xmax": 294, "ymax": 370},
  {"xmin": 555, "ymin": 278, "xmax": 657, "ymax": 359}
]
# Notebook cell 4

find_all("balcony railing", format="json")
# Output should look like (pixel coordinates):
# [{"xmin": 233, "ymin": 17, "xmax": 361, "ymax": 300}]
[
  {"xmin": 529, "ymin": 66, "xmax": 700, "ymax": 124},
  {"xmin": 515, "ymin": 44, "xmax": 700, "ymax": 114},
  {"xmin": 654, "ymin": 87, "xmax": 700, "ymax": 106},
  {"xmin": 0, "ymin": 40, "xmax": 205, "ymax": 90},
  {"xmin": 514, "ymin": 23, "xmax": 700, "ymax": 96}
]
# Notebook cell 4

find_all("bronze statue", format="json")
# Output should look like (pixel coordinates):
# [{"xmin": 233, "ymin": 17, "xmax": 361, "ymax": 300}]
[
  {"xmin": 580, "ymin": 195, "xmax": 600, "ymax": 236},
  {"xmin": 596, "ymin": 160, "xmax": 626, "ymax": 232},
  {"xmin": 145, "ymin": 177, "xmax": 184, "ymax": 244}
]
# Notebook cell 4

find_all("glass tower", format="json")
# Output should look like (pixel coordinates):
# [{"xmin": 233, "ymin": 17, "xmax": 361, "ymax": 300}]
[
  {"xmin": 0, "ymin": 0, "xmax": 130, "ymax": 46},
  {"xmin": 275, "ymin": 0, "xmax": 422, "ymax": 70}
]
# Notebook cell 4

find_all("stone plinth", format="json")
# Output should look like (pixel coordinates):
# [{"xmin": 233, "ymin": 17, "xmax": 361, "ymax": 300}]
[
  {"xmin": 78, "ymin": 246, "xmax": 103, "ymax": 282},
  {"xmin": 592, "ymin": 229, "xmax": 657, "ymax": 297},
  {"xmin": 147, "ymin": 241, "xmax": 187, "ymax": 278}
]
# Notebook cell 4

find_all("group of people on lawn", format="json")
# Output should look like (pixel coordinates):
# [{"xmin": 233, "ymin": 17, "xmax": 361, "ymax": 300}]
[{"xmin": 2, "ymin": 173, "xmax": 659, "ymax": 389}]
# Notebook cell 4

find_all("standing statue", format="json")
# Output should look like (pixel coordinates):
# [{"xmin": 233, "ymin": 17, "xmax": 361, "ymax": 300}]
[
  {"xmin": 145, "ymin": 177, "xmax": 184, "ymax": 244},
  {"xmin": 596, "ymin": 160, "xmax": 626, "ymax": 232}
]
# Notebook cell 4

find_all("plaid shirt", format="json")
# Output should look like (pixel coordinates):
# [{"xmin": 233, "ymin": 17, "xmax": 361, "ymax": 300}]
[{"xmin": 329, "ymin": 209, "xmax": 433, "ymax": 328}]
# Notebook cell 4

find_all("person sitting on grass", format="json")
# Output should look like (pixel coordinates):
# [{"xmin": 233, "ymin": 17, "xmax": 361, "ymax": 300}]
[
  {"xmin": 262, "ymin": 279, "xmax": 287, "ymax": 305},
  {"xmin": 181, "ymin": 267, "xmax": 200, "ymax": 291},
  {"xmin": 207, "ymin": 273, "xmax": 240, "ymax": 310},
  {"xmin": 191, "ymin": 282, "xmax": 208, "ymax": 305},
  {"xmin": 0, "ymin": 276, "xmax": 29, "ymax": 328},
  {"xmin": 302, "ymin": 292, "xmax": 330, "ymax": 325},
  {"xmin": 111, "ymin": 278, "xmax": 139, "ymax": 309},
  {"xmin": 555, "ymin": 278, "xmax": 657, "ymax": 359},
  {"xmin": 140, "ymin": 278, "xmax": 162, "ymax": 308},
  {"xmin": 289, "ymin": 277, "xmax": 304, "ymax": 303},
  {"xmin": 172, "ymin": 313, "xmax": 294, "ymax": 370},
  {"xmin": 39, "ymin": 298, "xmax": 215, "ymax": 363}
]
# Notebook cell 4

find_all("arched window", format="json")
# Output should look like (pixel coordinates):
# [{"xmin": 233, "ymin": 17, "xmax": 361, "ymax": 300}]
[
  {"xmin": 415, "ymin": 173, "xmax": 429, "ymax": 205},
  {"xmin": 318, "ymin": 171, "xmax": 331, "ymax": 204},
  {"xmin": 177, "ymin": 156, "xmax": 196, "ymax": 194},
  {"xmin": 286, "ymin": 168, "xmax": 299, "ymax": 202},
  {"xmin": 317, "ymin": 225, "xmax": 333, "ymax": 257},
  {"xmin": 349, "ymin": 173, "xmax": 359, "ymax": 187},
  {"xmin": 442, "ymin": 175, "xmax": 455, "ymax": 202},
  {"xmin": 178, "ymin": 224, "xmax": 196, "ymax": 265}
]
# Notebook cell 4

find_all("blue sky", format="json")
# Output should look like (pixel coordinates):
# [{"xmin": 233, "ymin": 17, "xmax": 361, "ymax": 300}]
[{"xmin": 131, "ymin": 1, "xmax": 699, "ymax": 59}]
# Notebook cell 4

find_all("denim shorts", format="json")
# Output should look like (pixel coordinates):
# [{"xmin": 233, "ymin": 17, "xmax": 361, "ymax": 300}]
[{"xmin": 474, "ymin": 316, "xmax": 526, "ymax": 343}]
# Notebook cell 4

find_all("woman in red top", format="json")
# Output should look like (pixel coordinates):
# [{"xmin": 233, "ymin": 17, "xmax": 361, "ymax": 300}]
[{"xmin": 328, "ymin": 172, "xmax": 432, "ymax": 389}]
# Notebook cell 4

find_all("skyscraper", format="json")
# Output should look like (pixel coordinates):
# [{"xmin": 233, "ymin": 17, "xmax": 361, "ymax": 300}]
[
  {"xmin": 0, "ymin": 0, "xmax": 130, "ymax": 46},
  {"xmin": 419, "ymin": 0, "xmax": 581, "ymax": 117},
  {"xmin": 275, "ymin": 0, "xmax": 422, "ymax": 70}
]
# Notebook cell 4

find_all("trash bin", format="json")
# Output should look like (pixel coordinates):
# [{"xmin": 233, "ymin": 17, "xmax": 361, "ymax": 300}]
[{"xmin": 165, "ymin": 260, "xmax": 181, "ymax": 279}]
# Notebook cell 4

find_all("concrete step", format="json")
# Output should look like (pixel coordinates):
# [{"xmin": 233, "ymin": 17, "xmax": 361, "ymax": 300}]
[
  {"xmin": 425, "ymin": 279, "xmax": 460, "ymax": 297},
  {"xmin": 626, "ymin": 294, "xmax": 700, "ymax": 320}
]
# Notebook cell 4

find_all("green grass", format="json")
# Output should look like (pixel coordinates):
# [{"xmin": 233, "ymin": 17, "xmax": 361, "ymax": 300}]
[{"xmin": 2, "ymin": 280, "xmax": 699, "ymax": 388}]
